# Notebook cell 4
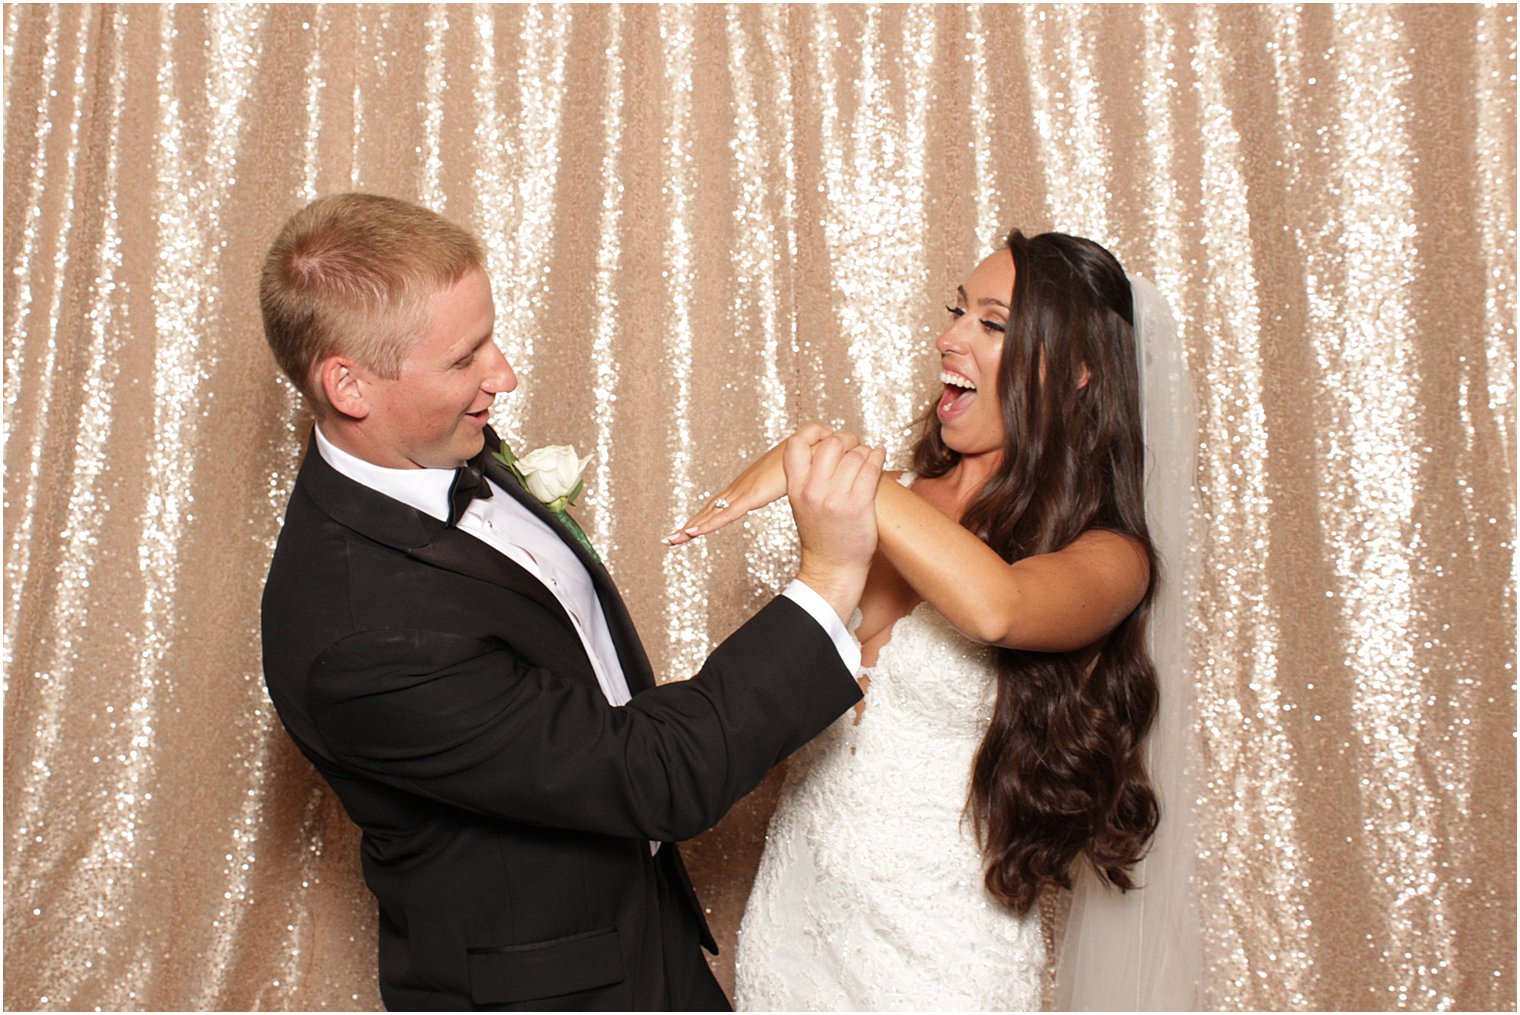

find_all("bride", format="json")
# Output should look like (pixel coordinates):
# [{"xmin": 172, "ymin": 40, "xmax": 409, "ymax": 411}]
[{"xmin": 674, "ymin": 229, "xmax": 1200, "ymax": 1010}]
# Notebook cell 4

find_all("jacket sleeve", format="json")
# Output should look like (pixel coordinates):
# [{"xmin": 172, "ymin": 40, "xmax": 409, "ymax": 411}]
[{"xmin": 307, "ymin": 595, "xmax": 862, "ymax": 843}]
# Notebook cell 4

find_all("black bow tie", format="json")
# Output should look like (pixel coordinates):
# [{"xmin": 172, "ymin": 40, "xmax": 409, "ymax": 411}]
[{"xmin": 446, "ymin": 457, "xmax": 494, "ymax": 526}]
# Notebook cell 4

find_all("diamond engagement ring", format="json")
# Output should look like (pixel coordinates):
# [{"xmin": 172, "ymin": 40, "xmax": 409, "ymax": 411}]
[{"xmin": 713, "ymin": 498, "xmax": 730, "ymax": 510}]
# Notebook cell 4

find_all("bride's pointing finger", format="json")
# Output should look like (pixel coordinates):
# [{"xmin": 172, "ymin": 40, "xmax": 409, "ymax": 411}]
[{"xmin": 665, "ymin": 495, "xmax": 730, "ymax": 545}]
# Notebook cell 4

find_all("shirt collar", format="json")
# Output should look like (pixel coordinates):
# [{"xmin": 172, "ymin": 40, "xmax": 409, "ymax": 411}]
[{"xmin": 313, "ymin": 424, "xmax": 454, "ymax": 523}]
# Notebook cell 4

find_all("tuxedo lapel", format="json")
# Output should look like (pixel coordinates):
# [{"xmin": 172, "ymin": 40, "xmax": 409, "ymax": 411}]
[
  {"xmin": 298, "ymin": 433, "xmax": 576, "ymax": 630},
  {"xmin": 480, "ymin": 429, "xmax": 656, "ymax": 694},
  {"xmin": 302, "ymin": 428, "xmax": 657, "ymax": 695},
  {"xmin": 408, "ymin": 521, "xmax": 576, "ymax": 629}
]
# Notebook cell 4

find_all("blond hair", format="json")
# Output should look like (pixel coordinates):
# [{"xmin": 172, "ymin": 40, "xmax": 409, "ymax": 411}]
[{"xmin": 259, "ymin": 193, "xmax": 484, "ymax": 409}]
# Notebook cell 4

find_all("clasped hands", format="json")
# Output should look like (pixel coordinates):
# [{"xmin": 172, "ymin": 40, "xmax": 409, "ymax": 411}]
[{"xmin": 665, "ymin": 424, "xmax": 885, "ymax": 622}]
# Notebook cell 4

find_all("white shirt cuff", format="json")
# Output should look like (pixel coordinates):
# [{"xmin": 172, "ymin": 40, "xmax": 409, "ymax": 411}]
[{"xmin": 781, "ymin": 579, "xmax": 862, "ymax": 675}]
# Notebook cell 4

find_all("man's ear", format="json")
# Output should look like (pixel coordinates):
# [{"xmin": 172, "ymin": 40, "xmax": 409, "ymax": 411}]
[{"xmin": 318, "ymin": 357, "xmax": 370, "ymax": 420}]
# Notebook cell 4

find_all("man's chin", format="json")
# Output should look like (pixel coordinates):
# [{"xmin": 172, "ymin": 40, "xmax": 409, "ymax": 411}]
[
  {"xmin": 459, "ymin": 429, "xmax": 488, "ymax": 461},
  {"xmin": 424, "ymin": 431, "xmax": 489, "ymax": 470}
]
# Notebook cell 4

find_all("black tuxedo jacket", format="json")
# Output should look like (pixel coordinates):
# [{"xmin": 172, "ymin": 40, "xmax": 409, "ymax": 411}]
[{"xmin": 261, "ymin": 430, "xmax": 861, "ymax": 1010}]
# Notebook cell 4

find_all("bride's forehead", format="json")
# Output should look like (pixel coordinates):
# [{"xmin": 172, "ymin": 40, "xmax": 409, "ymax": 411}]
[{"xmin": 965, "ymin": 248, "xmax": 1014, "ymax": 297}]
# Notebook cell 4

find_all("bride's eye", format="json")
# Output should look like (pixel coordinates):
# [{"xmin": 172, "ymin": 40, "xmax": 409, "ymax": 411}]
[
  {"xmin": 945, "ymin": 305, "xmax": 965, "ymax": 319},
  {"xmin": 979, "ymin": 318, "xmax": 1006, "ymax": 334}
]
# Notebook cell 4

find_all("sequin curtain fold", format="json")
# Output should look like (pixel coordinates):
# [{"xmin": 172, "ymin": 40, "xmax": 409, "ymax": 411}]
[{"xmin": 3, "ymin": 4, "xmax": 1513, "ymax": 1010}]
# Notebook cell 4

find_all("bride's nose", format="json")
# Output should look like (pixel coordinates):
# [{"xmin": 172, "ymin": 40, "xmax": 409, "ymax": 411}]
[{"xmin": 935, "ymin": 322, "xmax": 968, "ymax": 355}]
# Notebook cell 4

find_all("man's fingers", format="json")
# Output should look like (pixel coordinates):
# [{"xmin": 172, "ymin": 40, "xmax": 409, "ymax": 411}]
[
  {"xmin": 822, "ymin": 442, "xmax": 871, "ymax": 494},
  {"xmin": 795, "ymin": 422, "xmax": 834, "ymax": 446},
  {"xmin": 854, "ymin": 446, "xmax": 887, "ymax": 496},
  {"xmin": 783, "ymin": 433, "xmax": 815, "ymax": 492},
  {"xmin": 801, "ymin": 434, "xmax": 847, "ymax": 485},
  {"xmin": 826, "ymin": 431, "xmax": 862, "ymax": 453},
  {"xmin": 801, "ymin": 441, "xmax": 884, "ymax": 510},
  {"xmin": 842, "ymin": 444, "xmax": 885, "ymax": 502},
  {"xmin": 787, "ymin": 431, "xmax": 879, "ymax": 505}
]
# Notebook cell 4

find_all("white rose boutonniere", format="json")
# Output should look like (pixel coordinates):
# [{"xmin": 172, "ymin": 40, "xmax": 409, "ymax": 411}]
[
  {"xmin": 515, "ymin": 445, "xmax": 592, "ymax": 510},
  {"xmin": 493, "ymin": 439, "xmax": 601, "ymax": 562}
]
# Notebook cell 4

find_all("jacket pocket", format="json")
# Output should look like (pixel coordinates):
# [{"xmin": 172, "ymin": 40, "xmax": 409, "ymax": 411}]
[{"xmin": 466, "ymin": 926, "xmax": 624, "ymax": 1005}]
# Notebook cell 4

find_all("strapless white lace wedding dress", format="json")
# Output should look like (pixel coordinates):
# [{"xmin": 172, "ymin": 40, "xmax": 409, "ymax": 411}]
[{"xmin": 734, "ymin": 602, "xmax": 1045, "ymax": 1012}]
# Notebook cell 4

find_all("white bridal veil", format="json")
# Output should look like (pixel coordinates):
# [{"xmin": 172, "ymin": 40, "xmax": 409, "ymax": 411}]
[{"xmin": 1054, "ymin": 276, "xmax": 1204, "ymax": 1010}]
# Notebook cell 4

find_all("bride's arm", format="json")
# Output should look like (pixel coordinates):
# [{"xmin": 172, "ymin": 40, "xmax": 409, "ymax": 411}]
[
  {"xmin": 664, "ymin": 423, "xmax": 835, "ymax": 545},
  {"xmin": 667, "ymin": 425, "xmax": 1147, "ymax": 653},
  {"xmin": 870, "ymin": 478, "xmax": 1148, "ymax": 653}
]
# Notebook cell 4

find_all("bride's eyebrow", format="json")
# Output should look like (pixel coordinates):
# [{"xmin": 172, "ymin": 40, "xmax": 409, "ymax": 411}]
[{"xmin": 955, "ymin": 285, "xmax": 1009, "ymax": 311}]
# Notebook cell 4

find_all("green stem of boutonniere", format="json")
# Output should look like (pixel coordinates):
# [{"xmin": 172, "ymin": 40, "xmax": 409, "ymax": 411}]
[
  {"xmin": 493, "ymin": 439, "xmax": 602, "ymax": 564},
  {"xmin": 549, "ymin": 504, "xmax": 601, "ymax": 563}
]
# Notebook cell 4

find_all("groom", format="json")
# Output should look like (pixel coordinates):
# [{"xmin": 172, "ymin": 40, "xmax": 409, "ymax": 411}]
[{"xmin": 258, "ymin": 193, "xmax": 877, "ymax": 1011}]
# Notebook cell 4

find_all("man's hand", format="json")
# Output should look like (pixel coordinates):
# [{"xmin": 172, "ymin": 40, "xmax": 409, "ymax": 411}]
[{"xmin": 786, "ymin": 432, "xmax": 885, "ymax": 623}]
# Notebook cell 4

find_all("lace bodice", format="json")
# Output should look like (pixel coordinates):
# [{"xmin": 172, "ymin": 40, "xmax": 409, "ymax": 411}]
[
  {"xmin": 734, "ymin": 603, "xmax": 1044, "ymax": 1012},
  {"xmin": 859, "ymin": 602, "xmax": 995, "ymax": 734}
]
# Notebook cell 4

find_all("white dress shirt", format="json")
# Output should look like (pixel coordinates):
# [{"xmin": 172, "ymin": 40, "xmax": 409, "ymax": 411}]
[{"xmin": 313, "ymin": 426, "xmax": 861, "ymax": 706}]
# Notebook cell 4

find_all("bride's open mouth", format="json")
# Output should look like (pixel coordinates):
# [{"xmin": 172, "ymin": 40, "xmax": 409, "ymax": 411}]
[{"xmin": 937, "ymin": 370, "xmax": 977, "ymax": 420}]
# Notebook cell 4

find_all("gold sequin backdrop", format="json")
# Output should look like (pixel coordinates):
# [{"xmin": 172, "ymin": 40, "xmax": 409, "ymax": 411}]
[{"xmin": 2, "ymin": 3, "xmax": 1514, "ymax": 1010}]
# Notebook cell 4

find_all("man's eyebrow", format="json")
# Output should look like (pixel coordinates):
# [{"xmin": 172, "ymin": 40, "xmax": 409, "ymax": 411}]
[{"xmin": 454, "ymin": 332, "xmax": 493, "ymax": 356}]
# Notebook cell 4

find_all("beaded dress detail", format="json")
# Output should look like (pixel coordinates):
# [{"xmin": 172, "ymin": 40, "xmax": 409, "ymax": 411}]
[{"xmin": 734, "ymin": 598, "xmax": 1044, "ymax": 1011}]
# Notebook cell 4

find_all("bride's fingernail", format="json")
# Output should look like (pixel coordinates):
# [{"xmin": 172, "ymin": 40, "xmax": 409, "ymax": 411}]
[{"xmin": 684, "ymin": 526, "xmax": 702, "ymax": 535}]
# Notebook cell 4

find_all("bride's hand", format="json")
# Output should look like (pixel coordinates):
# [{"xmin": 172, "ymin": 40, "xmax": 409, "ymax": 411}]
[{"xmin": 664, "ymin": 422, "xmax": 839, "ymax": 545}]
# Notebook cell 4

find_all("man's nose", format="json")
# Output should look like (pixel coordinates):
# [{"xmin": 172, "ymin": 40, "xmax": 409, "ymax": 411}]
[{"xmin": 481, "ymin": 343, "xmax": 517, "ymax": 394}]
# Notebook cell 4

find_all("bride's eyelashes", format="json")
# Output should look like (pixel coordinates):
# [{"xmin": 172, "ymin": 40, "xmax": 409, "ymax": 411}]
[{"xmin": 944, "ymin": 304, "xmax": 1006, "ymax": 335}]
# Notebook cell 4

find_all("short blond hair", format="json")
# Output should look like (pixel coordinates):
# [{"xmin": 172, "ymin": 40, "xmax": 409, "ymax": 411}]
[{"xmin": 259, "ymin": 193, "xmax": 484, "ymax": 408}]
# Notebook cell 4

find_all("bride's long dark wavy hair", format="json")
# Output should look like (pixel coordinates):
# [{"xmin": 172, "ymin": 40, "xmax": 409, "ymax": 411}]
[{"xmin": 911, "ymin": 229, "xmax": 1160, "ymax": 912}]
